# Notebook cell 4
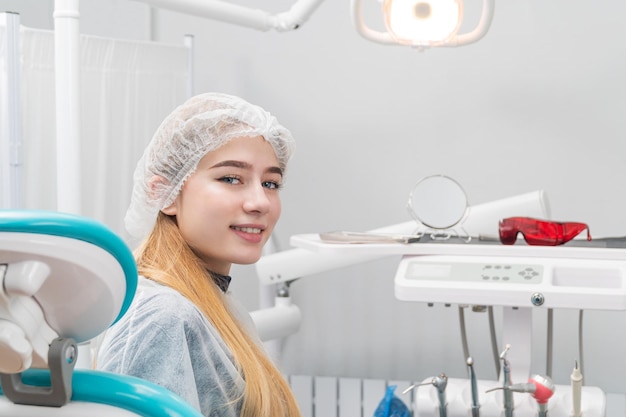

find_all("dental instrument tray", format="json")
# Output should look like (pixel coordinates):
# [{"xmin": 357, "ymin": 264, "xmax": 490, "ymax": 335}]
[
  {"xmin": 319, "ymin": 231, "xmax": 422, "ymax": 244},
  {"xmin": 256, "ymin": 232, "xmax": 626, "ymax": 286},
  {"xmin": 293, "ymin": 232, "xmax": 626, "ymax": 258},
  {"xmin": 320, "ymin": 231, "xmax": 626, "ymax": 247}
]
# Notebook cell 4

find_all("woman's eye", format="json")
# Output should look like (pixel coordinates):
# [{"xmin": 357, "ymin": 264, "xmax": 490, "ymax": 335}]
[
  {"xmin": 219, "ymin": 176, "xmax": 241, "ymax": 185},
  {"xmin": 262, "ymin": 181, "xmax": 282, "ymax": 190}
]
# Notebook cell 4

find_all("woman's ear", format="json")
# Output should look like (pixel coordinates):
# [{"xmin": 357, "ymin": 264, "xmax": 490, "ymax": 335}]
[
  {"xmin": 149, "ymin": 175, "xmax": 178, "ymax": 216},
  {"xmin": 161, "ymin": 201, "xmax": 177, "ymax": 216}
]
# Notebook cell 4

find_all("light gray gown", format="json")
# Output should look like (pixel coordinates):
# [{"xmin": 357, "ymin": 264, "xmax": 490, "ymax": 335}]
[{"xmin": 97, "ymin": 276, "xmax": 253, "ymax": 417}]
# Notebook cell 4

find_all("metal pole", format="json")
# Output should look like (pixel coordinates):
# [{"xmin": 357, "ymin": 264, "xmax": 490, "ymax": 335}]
[
  {"xmin": 0, "ymin": 12, "xmax": 23, "ymax": 209},
  {"xmin": 54, "ymin": 0, "xmax": 81, "ymax": 214}
]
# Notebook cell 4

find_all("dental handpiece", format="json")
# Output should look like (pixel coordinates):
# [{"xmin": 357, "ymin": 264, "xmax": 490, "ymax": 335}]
[
  {"xmin": 571, "ymin": 361, "xmax": 583, "ymax": 417},
  {"xmin": 500, "ymin": 345, "xmax": 513, "ymax": 417},
  {"xmin": 466, "ymin": 357, "xmax": 480, "ymax": 417},
  {"xmin": 402, "ymin": 373, "xmax": 448, "ymax": 417},
  {"xmin": 528, "ymin": 374, "xmax": 555, "ymax": 417},
  {"xmin": 432, "ymin": 373, "xmax": 448, "ymax": 417},
  {"xmin": 487, "ymin": 374, "xmax": 555, "ymax": 417}
]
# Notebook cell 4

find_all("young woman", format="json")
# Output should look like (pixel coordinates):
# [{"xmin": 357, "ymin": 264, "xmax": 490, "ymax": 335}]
[{"xmin": 97, "ymin": 93, "xmax": 301, "ymax": 417}]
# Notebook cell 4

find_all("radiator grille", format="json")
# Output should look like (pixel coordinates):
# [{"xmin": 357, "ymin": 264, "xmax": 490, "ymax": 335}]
[{"xmin": 289, "ymin": 376, "xmax": 415, "ymax": 417}]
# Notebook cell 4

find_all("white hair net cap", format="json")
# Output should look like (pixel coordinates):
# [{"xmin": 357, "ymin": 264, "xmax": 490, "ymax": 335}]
[{"xmin": 125, "ymin": 92, "xmax": 295, "ymax": 239}]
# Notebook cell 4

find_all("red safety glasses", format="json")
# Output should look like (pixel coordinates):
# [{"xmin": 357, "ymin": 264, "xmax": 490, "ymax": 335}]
[{"xmin": 499, "ymin": 217, "xmax": 592, "ymax": 246}]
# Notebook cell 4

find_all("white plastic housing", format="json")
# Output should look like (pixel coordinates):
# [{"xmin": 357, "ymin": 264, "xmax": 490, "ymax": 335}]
[{"xmin": 0, "ymin": 232, "xmax": 127, "ymax": 343}]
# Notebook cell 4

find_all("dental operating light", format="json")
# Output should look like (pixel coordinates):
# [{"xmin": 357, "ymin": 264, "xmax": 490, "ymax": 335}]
[
  {"xmin": 385, "ymin": 0, "xmax": 462, "ymax": 43},
  {"xmin": 351, "ymin": 0, "xmax": 495, "ymax": 50}
]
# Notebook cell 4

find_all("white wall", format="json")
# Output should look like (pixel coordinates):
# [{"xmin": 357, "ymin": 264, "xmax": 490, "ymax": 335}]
[{"xmin": 6, "ymin": 0, "xmax": 626, "ymax": 396}]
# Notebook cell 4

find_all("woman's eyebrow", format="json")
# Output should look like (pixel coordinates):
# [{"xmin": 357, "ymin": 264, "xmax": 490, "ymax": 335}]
[
  {"xmin": 211, "ymin": 160, "xmax": 249, "ymax": 169},
  {"xmin": 267, "ymin": 166, "xmax": 284, "ymax": 176},
  {"xmin": 211, "ymin": 160, "xmax": 283, "ymax": 176}
]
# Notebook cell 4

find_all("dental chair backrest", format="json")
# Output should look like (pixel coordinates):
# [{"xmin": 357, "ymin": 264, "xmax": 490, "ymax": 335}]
[{"xmin": 0, "ymin": 210, "xmax": 204, "ymax": 417}]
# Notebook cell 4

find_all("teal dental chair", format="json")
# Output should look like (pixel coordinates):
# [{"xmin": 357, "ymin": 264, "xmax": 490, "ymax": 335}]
[{"xmin": 0, "ymin": 210, "xmax": 204, "ymax": 417}]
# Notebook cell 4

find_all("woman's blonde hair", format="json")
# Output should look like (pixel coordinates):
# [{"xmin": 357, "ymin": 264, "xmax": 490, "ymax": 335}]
[{"xmin": 135, "ymin": 212, "xmax": 301, "ymax": 417}]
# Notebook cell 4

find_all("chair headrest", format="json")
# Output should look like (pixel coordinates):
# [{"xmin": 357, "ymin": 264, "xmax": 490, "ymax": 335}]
[{"xmin": 0, "ymin": 210, "xmax": 137, "ymax": 355}]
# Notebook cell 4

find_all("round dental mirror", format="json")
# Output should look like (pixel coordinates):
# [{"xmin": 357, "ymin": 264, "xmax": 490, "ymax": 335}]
[{"xmin": 408, "ymin": 174, "xmax": 468, "ymax": 230}]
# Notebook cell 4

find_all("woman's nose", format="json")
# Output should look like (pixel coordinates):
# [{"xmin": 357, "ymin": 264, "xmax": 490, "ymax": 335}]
[{"xmin": 242, "ymin": 184, "xmax": 271, "ymax": 213}]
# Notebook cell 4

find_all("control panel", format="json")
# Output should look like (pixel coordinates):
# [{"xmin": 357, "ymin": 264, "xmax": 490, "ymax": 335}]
[
  {"xmin": 404, "ymin": 260, "xmax": 543, "ymax": 284},
  {"xmin": 395, "ymin": 254, "xmax": 626, "ymax": 309}
]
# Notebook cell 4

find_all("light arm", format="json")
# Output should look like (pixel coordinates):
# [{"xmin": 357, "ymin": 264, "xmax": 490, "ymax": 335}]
[{"xmin": 132, "ymin": 0, "xmax": 326, "ymax": 32}]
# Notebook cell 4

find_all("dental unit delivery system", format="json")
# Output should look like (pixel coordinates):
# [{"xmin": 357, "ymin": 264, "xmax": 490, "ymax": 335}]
[
  {"xmin": 260, "ymin": 185, "xmax": 625, "ymax": 417},
  {"xmin": 286, "ymin": 233, "xmax": 622, "ymax": 416}
]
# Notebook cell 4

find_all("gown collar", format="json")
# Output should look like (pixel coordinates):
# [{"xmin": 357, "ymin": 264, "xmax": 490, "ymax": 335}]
[{"xmin": 210, "ymin": 271, "xmax": 232, "ymax": 293}]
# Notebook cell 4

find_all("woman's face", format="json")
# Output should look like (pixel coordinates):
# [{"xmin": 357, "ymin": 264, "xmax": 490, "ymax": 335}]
[{"xmin": 162, "ymin": 135, "xmax": 283, "ymax": 275}]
